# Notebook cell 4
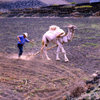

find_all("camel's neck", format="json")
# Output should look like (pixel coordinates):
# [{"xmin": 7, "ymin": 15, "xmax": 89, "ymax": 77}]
[
  {"xmin": 66, "ymin": 28, "xmax": 74, "ymax": 41},
  {"xmin": 68, "ymin": 28, "xmax": 71, "ymax": 34},
  {"xmin": 60, "ymin": 28, "xmax": 75, "ymax": 43},
  {"xmin": 68, "ymin": 28, "xmax": 74, "ymax": 34}
]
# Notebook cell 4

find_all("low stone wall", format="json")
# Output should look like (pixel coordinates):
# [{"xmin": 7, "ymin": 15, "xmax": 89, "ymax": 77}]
[{"xmin": 0, "ymin": 3, "xmax": 100, "ymax": 17}]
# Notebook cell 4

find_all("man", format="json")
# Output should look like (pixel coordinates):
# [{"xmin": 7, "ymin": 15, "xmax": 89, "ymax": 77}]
[{"xmin": 17, "ymin": 32, "xmax": 33, "ymax": 58}]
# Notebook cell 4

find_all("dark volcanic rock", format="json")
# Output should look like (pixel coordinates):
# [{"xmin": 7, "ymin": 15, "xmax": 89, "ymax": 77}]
[
  {"xmin": 0, "ymin": 2, "xmax": 100, "ymax": 17},
  {"xmin": 76, "ymin": 71, "xmax": 100, "ymax": 99},
  {"xmin": 70, "ymin": 11, "xmax": 82, "ymax": 17},
  {"xmin": 93, "ymin": 11, "xmax": 100, "ymax": 16},
  {"xmin": 0, "ymin": 0, "xmax": 46, "ymax": 9}
]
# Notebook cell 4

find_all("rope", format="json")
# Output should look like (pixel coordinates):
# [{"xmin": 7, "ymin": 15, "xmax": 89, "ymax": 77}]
[{"xmin": 33, "ymin": 44, "xmax": 57, "ymax": 56}]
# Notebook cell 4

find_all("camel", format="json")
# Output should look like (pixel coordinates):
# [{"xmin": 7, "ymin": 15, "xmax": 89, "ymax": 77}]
[{"xmin": 41, "ymin": 24, "xmax": 77, "ymax": 62}]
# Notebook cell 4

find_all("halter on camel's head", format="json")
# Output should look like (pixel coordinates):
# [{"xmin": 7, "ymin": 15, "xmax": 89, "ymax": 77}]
[
  {"xmin": 67, "ymin": 24, "xmax": 77, "ymax": 33},
  {"xmin": 67, "ymin": 24, "xmax": 77, "ymax": 29}
]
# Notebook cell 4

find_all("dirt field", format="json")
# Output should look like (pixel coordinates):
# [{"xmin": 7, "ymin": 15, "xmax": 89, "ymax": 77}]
[{"xmin": 0, "ymin": 17, "xmax": 100, "ymax": 100}]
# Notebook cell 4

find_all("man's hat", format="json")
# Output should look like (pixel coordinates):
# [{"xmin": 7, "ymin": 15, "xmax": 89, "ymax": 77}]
[{"xmin": 23, "ymin": 33, "xmax": 28, "ymax": 37}]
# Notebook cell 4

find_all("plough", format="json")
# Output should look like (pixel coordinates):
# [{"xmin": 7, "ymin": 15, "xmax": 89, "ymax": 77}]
[{"xmin": 28, "ymin": 44, "xmax": 57, "ymax": 57}]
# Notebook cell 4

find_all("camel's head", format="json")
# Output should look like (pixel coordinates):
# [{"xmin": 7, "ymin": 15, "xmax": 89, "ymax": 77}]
[
  {"xmin": 67, "ymin": 24, "xmax": 77, "ymax": 33},
  {"xmin": 68, "ymin": 24, "xmax": 77, "ymax": 29}
]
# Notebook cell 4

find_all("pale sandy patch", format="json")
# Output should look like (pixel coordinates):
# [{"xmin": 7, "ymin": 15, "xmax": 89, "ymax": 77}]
[{"xmin": 7, "ymin": 53, "xmax": 34, "ymax": 61}]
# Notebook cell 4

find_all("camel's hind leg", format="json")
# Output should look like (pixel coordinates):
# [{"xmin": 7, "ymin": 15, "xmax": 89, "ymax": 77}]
[
  {"xmin": 41, "ymin": 39, "xmax": 51, "ymax": 60},
  {"xmin": 44, "ymin": 46, "xmax": 51, "ymax": 60},
  {"xmin": 41, "ymin": 45, "xmax": 51, "ymax": 60}
]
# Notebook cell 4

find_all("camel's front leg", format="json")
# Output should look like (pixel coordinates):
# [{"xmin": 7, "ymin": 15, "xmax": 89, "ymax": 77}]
[
  {"xmin": 57, "ymin": 41, "xmax": 69, "ymax": 62},
  {"xmin": 56, "ymin": 46, "xmax": 60, "ymax": 61},
  {"xmin": 61, "ymin": 46, "xmax": 69, "ymax": 62}
]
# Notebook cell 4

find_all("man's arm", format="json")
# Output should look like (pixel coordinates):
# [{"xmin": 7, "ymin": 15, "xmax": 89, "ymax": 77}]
[
  {"xmin": 29, "ymin": 40, "xmax": 34, "ymax": 44},
  {"xmin": 25, "ymin": 38, "xmax": 30, "ymax": 42},
  {"xmin": 17, "ymin": 36, "xmax": 21, "ymax": 42},
  {"xmin": 25, "ymin": 38, "xmax": 34, "ymax": 44}
]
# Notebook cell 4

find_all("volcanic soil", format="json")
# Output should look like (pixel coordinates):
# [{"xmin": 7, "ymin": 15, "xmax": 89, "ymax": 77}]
[{"xmin": 0, "ymin": 17, "xmax": 100, "ymax": 100}]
